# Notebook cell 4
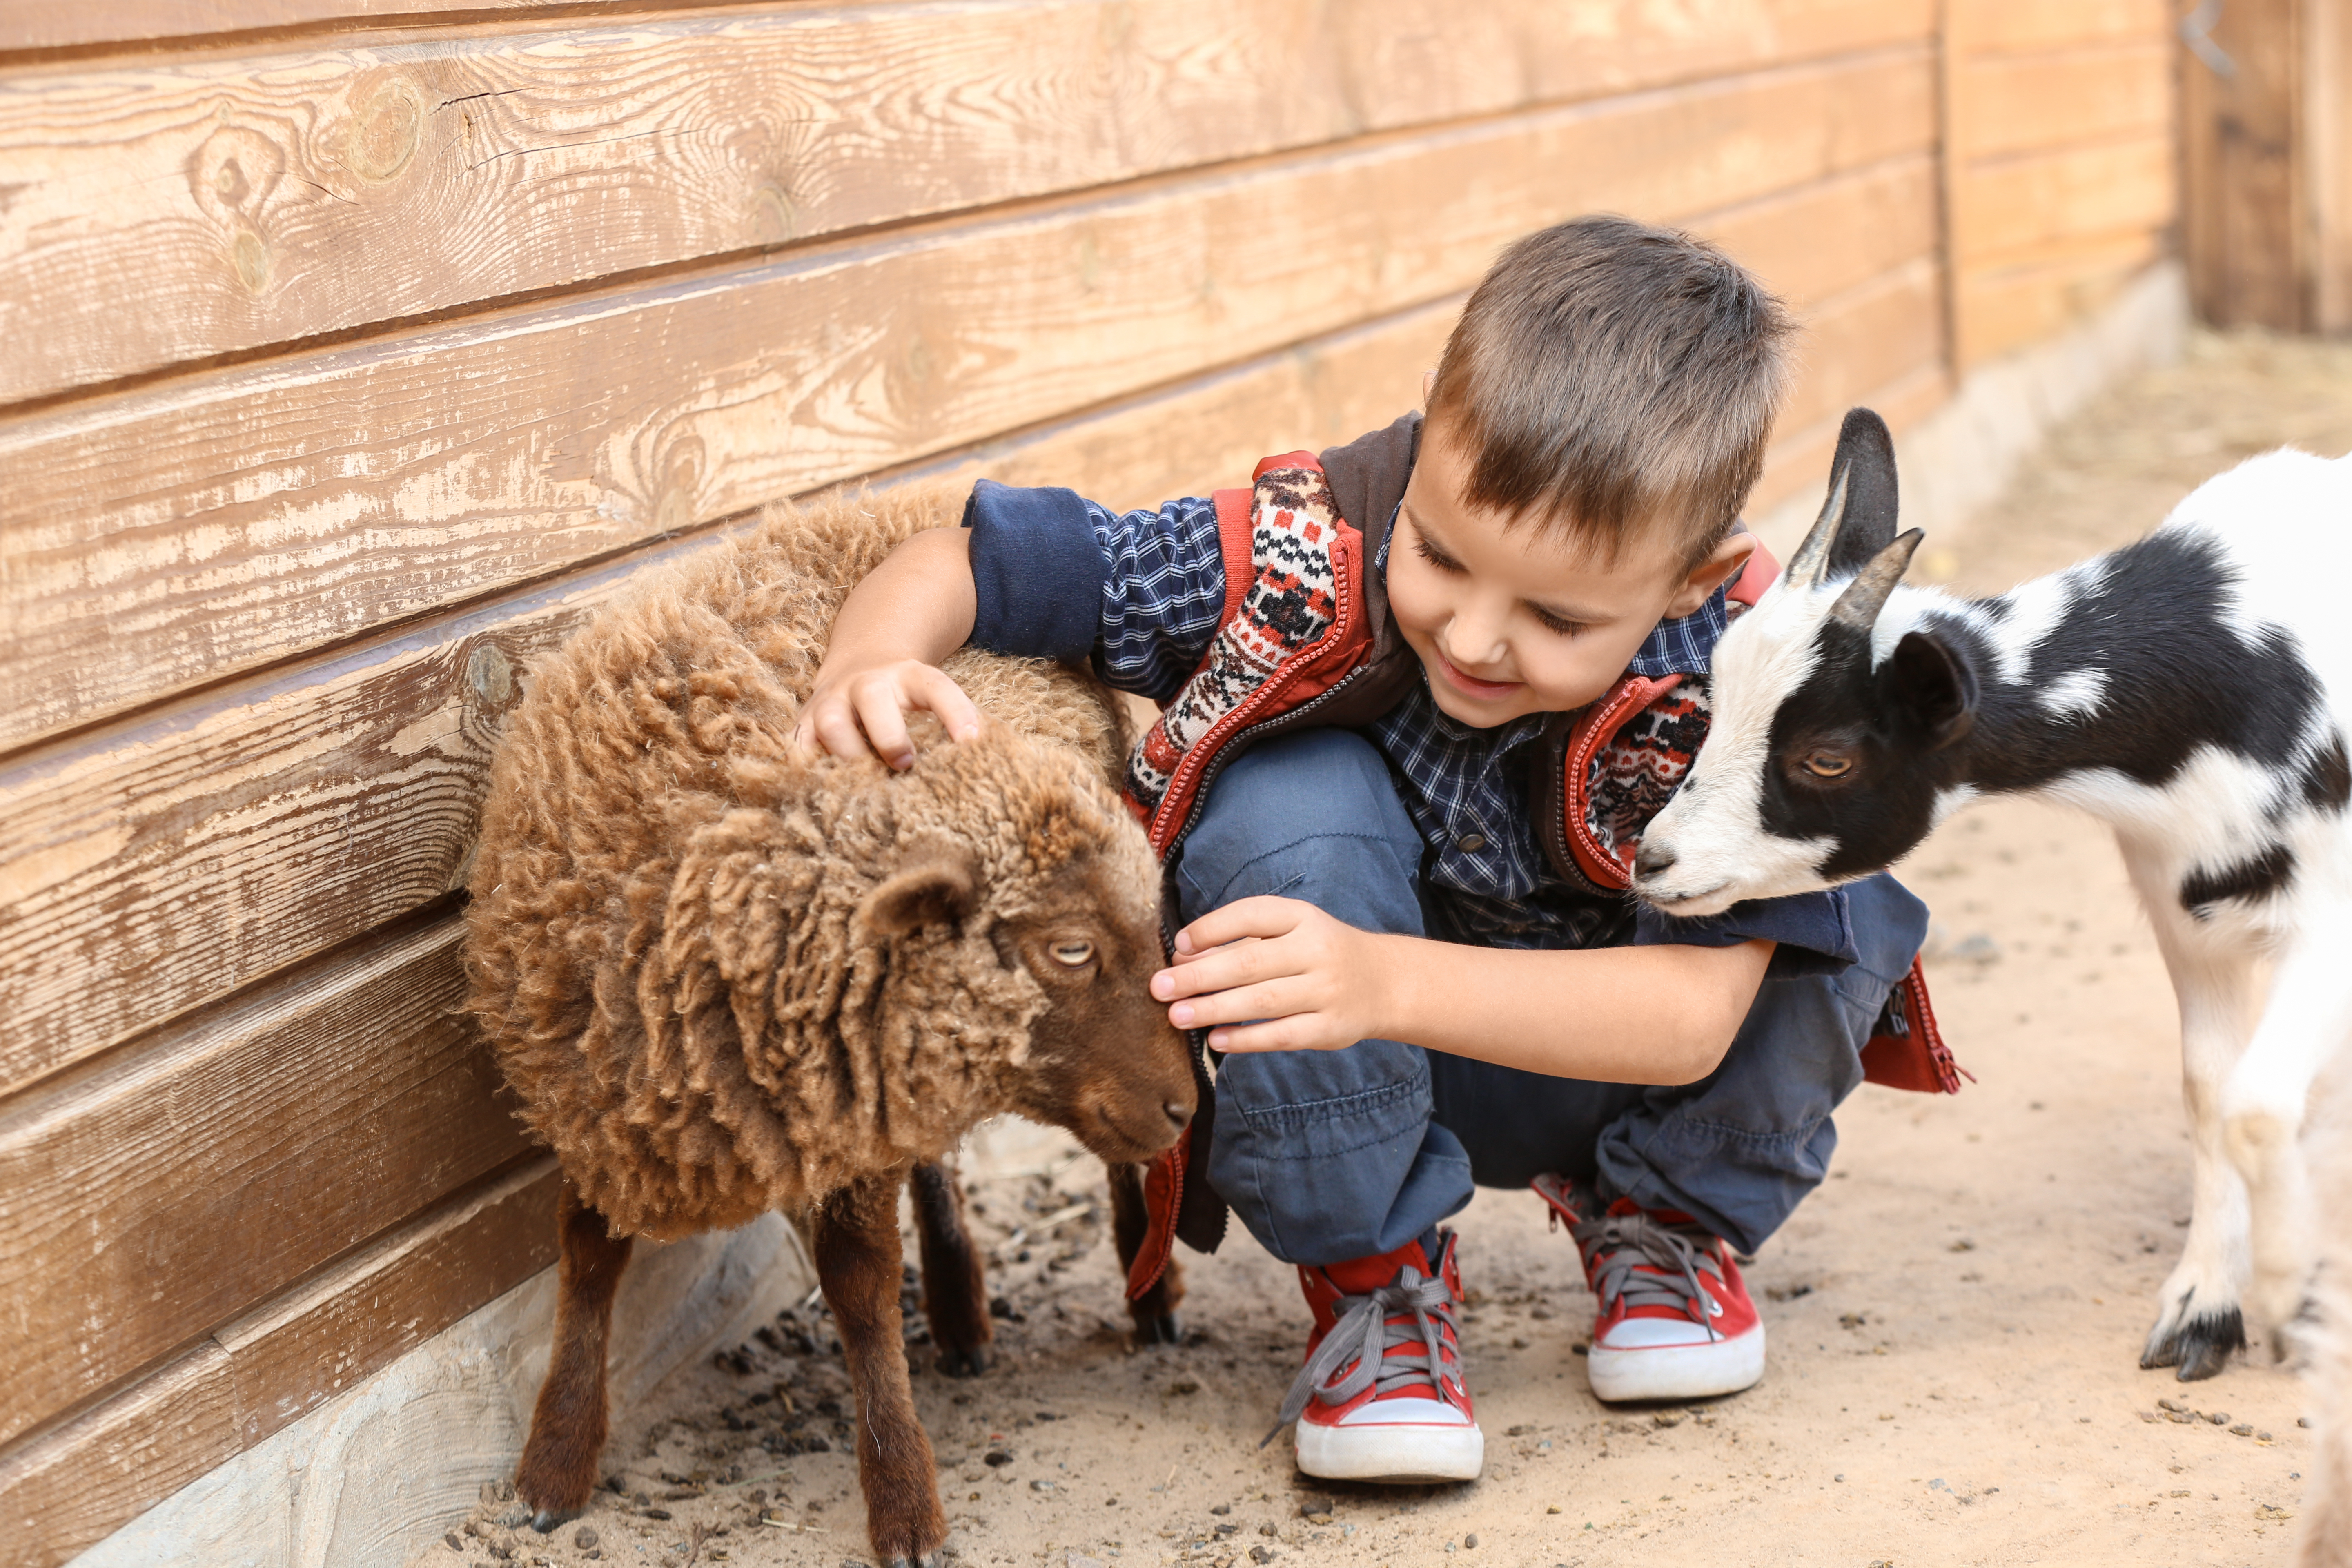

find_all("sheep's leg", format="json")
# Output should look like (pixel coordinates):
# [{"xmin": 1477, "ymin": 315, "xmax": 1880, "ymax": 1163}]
[
  {"xmin": 514, "ymin": 1182, "xmax": 634, "ymax": 1530},
  {"xmin": 2224, "ymin": 912, "xmax": 2352, "ymax": 1352},
  {"xmin": 1107, "ymin": 1160, "xmax": 1186, "ymax": 1344},
  {"xmin": 911, "ymin": 1161, "xmax": 992, "ymax": 1377},
  {"xmin": 815, "ymin": 1170, "xmax": 946, "ymax": 1568},
  {"xmin": 2129, "ymin": 864, "xmax": 2256, "ymax": 1380}
]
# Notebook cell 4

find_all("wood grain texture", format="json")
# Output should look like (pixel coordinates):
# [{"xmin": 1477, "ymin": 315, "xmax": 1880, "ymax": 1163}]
[
  {"xmin": 0, "ymin": 48, "xmax": 1934, "ymax": 756},
  {"xmin": 2311, "ymin": 0, "xmax": 2352, "ymax": 331},
  {"xmin": 0, "ymin": 0, "xmax": 1931, "ymax": 66},
  {"xmin": 1701, "ymin": 154, "xmax": 1937, "ymax": 313},
  {"xmin": 1776, "ymin": 259, "xmax": 1944, "ymax": 439},
  {"xmin": 1946, "ymin": 0, "xmax": 2168, "ymax": 55},
  {"xmin": 2183, "ymin": 0, "xmax": 2305, "ymax": 328},
  {"xmin": 1951, "ymin": 134, "xmax": 2175, "ymax": 264},
  {"xmin": 0, "ymin": 531, "xmax": 720, "ymax": 1097},
  {"xmin": 1750, "ymin": 358, "xmax": 1951, "ymax": 523},
  {"xmin": 0, "ymin": 0, "xmax": 574, "ymax": 52},
  {"xmin": 0, "ymin": 915, "xmax": 528, "ymax": 1448},
  {"xmin": 1956, "ymin": 231, "xmax": 2166, "ymax": 367},
  {"xmin": 1954, "ymin": 42, "xmax": 2172, "ymax": 160},
  {"xmin": 0, "ymin": 1160, "xmax": 557, "ymax": 1568},
  {"xmin": 0, "ymin": 155, "xmax": 1942, "ymax": 1100},
  {"xmin": 0, "ymin": 0, "xmax": 1935, "ymax": 405}
]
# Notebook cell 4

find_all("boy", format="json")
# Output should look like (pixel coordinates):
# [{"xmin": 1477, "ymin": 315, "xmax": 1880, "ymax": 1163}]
[{"xmin": 798, "ymin": 216, "xmax": 1929, "ymax": 1483}]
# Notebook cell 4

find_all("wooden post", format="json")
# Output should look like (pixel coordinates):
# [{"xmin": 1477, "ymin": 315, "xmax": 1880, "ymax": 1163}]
[
  {"xmin": 2310, "ymin": 0, "xmax": 2352, "ymax": 331},
  {"xmin": 2181, "ymin": 0, "xmax": 2352, "ymax": 331}
]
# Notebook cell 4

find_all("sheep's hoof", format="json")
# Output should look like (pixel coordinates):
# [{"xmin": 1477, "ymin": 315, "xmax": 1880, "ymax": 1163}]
[
  {"xmin": 529, "ymin": 1507, "xmax": 582, "ymax": 1534},
  {"xmin": 1133, "ymin": 1309, "xmax": 1183, "ymax": 1345},
  {"xmin": 935, "ymin": 1345, "xmax": 990, "ymax": 1378},
  {"xmin": 2142, "ymin": 1307, "xmax": 2246, "ymax": 1381},
  {"xmin": 881, "ymin": 1555, "xmax": 943, "ymax": 1568}
]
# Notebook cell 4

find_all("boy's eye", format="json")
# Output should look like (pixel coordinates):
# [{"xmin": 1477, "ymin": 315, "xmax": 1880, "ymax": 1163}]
[
  {"xmin": 1531, "ymin": 606, "xmax": 1589, "ymax": 636},
  {"xmin": 1410, "ymin": 535, "xmax": 1464, "ymax": 574},
  {"xmin": 1801, "ymin": 751, "xmax": 1854, "ymax": 778}
]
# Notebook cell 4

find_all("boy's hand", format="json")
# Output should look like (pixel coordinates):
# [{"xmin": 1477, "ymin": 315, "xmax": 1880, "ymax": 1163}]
[
  {"xmin": 1150, "ymin": 897, "xmax": 1394, "ymax": 1053},
  {"xmin": 795, "ymin": 657, "xmax": 982, "ymax": 771}
]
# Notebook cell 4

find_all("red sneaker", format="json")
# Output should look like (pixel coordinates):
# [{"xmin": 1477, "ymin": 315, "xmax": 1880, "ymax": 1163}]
[
  {"xmin": 1532, "ymin": 1175, "xmax": 1766, "ymax": 1402},
  {"xmin": 1268, "ymin": 1232, "xmax": 1484, "ymax": 1482}
]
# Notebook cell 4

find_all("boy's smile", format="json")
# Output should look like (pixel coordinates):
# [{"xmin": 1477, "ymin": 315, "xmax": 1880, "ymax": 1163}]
[{"xmin": 1387, "ymin": 416, "xmax": 1757, "ymax": 727}]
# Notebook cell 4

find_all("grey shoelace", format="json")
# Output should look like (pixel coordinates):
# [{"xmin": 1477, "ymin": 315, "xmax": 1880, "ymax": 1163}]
[
  {"xmin": 1263, "ymin": 1265, "xmax": 1461, "ymax": 1444},
  {"xmin": 1570, "ymin": 1210, "xmax": 1725, "ymax": 1340}
]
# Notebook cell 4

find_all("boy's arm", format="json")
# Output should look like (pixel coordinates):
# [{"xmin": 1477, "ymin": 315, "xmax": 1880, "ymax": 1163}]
[
  {"xmin": 799, "ymin": 482, "xmax": 1225, "ymax": 766},
  {"xmin": 1152, "ymin": 897, "xmax": 1773, "ymax": 1085}
]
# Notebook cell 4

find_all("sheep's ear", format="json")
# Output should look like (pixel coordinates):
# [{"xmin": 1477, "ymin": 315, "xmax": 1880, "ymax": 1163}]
[
  {"xmin": 1886, "ymin": 628, "xmax": 1977, "ymax": 750},
  {"xmin": 1786, "ymin": 409, "xmax": 1900, "ymax": 588},
  {"xmin": 861, "ymin": 850, "xmax": 979, "ymax": 935}
]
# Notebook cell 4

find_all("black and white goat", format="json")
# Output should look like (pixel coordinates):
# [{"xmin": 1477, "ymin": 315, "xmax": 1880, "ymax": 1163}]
[{"xmin": 1635, "ymin": 408, "xmax": 2352, "ymax": 1380}]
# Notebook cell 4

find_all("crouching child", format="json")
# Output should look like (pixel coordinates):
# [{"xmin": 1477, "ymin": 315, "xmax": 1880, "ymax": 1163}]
[{"xmin": 796, "ymin": 214, "xmax": 1949, "ymax": 1483}]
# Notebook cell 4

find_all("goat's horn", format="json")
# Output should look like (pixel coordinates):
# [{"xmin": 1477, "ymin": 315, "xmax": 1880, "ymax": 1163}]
[
  {"xmin": 1783, "ymin": 464, "xmax": 1851, "ymax": 590},
  {"xmin": 1826, "ymin": 528, "xmax": 1924, "ymax": 630}
]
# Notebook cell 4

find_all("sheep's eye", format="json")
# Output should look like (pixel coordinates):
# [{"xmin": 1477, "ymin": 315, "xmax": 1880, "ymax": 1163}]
[
  {"xmin": 1048, "ymin": 939, "xmax": 1096, "ymax": 968},
  {"xmin": 1802, "ymin": 751, "xmax": 1854, "ymax": 779}
]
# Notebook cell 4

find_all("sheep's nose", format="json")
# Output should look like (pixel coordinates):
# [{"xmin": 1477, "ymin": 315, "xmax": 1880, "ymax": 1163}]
[
  {"xmin": 1633, "ymin": 840, "xmax": 1677, "ymax": 879},
  {"xmin": 1163, "ymin": 1099, "xmax": 1192, "ymax": 1131}
]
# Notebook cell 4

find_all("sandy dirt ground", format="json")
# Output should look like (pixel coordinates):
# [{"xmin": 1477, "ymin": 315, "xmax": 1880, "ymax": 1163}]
[{"xmin": 421, "ymin": 332, "xmax": 2352, "ymax": 1568}]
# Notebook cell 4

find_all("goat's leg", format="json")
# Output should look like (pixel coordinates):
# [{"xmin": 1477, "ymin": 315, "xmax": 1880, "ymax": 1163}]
[
  {"xmin": 2224, "ymin": 913, "xmax": 2352, "ymax": 1351},
  {"xmin": 911, "ymin": 1161, "xmax": 992, "ymax": 1377},
  {"xmin": 2131, "ymin": 875, "xmax": 2256, "ymax": 1379},
  {"xmin": 514, "ymin": 1181, "xmax": 635, "ymax": 1530},
  {"xmin": 814, "ymin": 1170, "xmax": 946, "ymax": 1568},
  {"xmin": 1107, "ymin": 1160, "xmax": 1186, "ymax": 1344}
]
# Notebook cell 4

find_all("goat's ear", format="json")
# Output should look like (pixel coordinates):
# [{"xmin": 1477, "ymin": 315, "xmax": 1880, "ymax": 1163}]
[
  {"xmin": 1886, "ymin": 629, "xmax": 1977, "ymax": 750},
  {"xmin": 861, "ymin": 849, "xmax": 980, "ymax": 935},
  {"xmin": 1786, "ymin": 409, "xmax": 1900, "ymax": 587}
]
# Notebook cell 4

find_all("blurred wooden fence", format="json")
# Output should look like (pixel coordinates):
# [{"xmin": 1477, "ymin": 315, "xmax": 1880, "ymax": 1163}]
[
  {"xmin": 0, "ymin": 2, "xmax": 2182, "ymax": 1560},
  {"xmin": 2179, "ymin": 0, "xmax": 2352, "ymax": 331}
]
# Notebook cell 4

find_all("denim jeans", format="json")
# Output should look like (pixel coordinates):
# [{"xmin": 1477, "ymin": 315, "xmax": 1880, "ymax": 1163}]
[{"xmin": 1174, "ymin": 728, "xmax": 1928, "ymax": 1265}]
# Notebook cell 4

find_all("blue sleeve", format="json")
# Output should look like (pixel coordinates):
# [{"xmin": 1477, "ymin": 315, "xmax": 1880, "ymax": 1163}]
[
  {"xmin": 963, "ymin": 481, "xmax": 1227, "ymax": 703},
  {"xmin": 1632, "ymin": 886, "xmax": 1860, "ymax": 978}
]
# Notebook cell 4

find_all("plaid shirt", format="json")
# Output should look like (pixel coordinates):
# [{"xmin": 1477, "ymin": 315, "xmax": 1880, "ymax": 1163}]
[{"xmin": 1075, "ymin": 496, "xmax": 1732, "ymax": 950}]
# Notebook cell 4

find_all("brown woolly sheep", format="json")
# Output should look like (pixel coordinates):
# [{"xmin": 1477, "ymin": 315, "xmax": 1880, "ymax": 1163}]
[{"xmin": 462, "ymin": 486, "xmax": 1198, "ymax": 1568}]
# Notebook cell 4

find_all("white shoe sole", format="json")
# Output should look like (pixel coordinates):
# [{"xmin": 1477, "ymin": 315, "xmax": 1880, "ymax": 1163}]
[
  {"xmin": 1587, "ymin": 1322, "xmax": 1766, "ymax": 1403},
  {"xmin": 1295, "ymin": 1419, "xmax": 1484, "ymax": 1483}
]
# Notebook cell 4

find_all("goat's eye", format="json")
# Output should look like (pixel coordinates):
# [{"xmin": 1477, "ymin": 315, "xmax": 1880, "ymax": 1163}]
[
  {"xmin": 1802, "ymin": 751, "xmax": 1854, "ymax": 779},
  {"xmin": 1048, "ymin": 940, "xmax": 1096, "ymax": 968}
]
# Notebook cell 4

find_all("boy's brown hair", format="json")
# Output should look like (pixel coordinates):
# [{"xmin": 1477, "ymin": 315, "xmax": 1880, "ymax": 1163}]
[{"xmin": 1425, "ymin": 214, "xmax": 1794, "ymax": 567}]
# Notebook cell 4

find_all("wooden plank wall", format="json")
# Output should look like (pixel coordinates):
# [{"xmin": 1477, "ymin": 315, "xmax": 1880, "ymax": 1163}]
[
  {"xmin": 0, "ymin": 3, "xmax": 2172, "ymax": 1561},
  {"xmin": 1943, "ymin": 0, "xmax": 2178, "ymax": 370}
]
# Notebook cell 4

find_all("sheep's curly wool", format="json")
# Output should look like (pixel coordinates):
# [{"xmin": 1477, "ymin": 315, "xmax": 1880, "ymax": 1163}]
[{"xmin": 464, "ymin": 487, "xmax": 1148, "ymax": 1241}]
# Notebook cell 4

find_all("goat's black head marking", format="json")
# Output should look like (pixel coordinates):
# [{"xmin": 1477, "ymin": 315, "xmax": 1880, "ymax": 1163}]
[{"xmin": 1632, "ymin": 407, "xmax": 1969, "ymax": 914}]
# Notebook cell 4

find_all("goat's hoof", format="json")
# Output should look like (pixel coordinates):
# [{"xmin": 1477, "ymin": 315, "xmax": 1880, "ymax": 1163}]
[
  {"xmin": 2145, "ymin": 1307, "xmax": 2246, "ymax": 1381},
  {"xmin": 529, "ymin": 1507, "xmax": 581, "ymax": 1535},
  {"xmin": 1133, "ymin": 1309, "xmax": 1183, "ymax": 1345},
  {"xmin": 935, "ymin": 1345, "xmax": 990, "ymax": 1378},
  {"xmin": 880, "ymin": 1554, "xmax": 944, "ymax": 1568}
]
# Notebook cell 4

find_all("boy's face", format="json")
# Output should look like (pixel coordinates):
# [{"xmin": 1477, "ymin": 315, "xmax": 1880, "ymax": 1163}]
[{"xmin": 1387, "ymin": 418, "xmax": 1755, "ymax": 727}]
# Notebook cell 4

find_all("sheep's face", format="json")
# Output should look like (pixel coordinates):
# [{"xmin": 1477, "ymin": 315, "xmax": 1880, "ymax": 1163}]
[
  {"xmin": 996, "ymin": 855, "xmax": 1196, "ymax": 1164},
  {"xmin": 862, "ymin": 741, "xmax": 1195, "ymax": 1162}
]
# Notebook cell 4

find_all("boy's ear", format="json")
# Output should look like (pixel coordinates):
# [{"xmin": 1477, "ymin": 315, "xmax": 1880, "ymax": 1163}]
[
  {"xmin": 1664, "ymin": 531, "xmax": 1758, "ymax": 618},
  {"xmin": 1885, "ymin": 628, "xmax": 1977, "ymax": 750}
]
